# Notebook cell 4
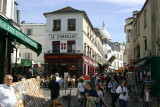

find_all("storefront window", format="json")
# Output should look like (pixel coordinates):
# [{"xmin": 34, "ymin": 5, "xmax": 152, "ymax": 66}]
[
  {"xmin": 52, "ymin": 41, "xmax": 60, "ymax": 53},
  {"xmin": 53, "ymin": 19, "xmax": 61, "ymax": 31},
  {"xmin": 67, "ymin": 41, "xmax": 75, "ymax": 53},
  {"xmin": 68, "ymin": 19, "xmax": 76, "ymax": 31}
]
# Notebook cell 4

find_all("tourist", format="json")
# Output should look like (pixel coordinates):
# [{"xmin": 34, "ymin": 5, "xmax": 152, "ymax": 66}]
[
  {"xmin": 77, "ymin": 79, "xmax": 85, "ymax": 105},
  {"xmin": 49, "ymin": 99, "xmax": 63, "ymax": 107},
  {"xmin": 142, "ymin": 76, "xmax": 155, "ymax": 95},
  {"xmin": 100, "ymin": 74, "xmax": 104, "ymax": 83},
  {"xmin": 60, "ymin": 76, "xmax": 64, "ymax": 90},
  {"xmin": 72, "ymin": 75, "xmax": 76, "ymax": 88},
  {"xmin": 99, "ymin": 81, "xmax": 105, "ymax": 96},
  {"xmin": 90, "ymin": 73, "xmax": 95, "ymax": 88},
  {"xmin": 84, "ymin": 81, "xmax": 99, "ymax": 107},
  {"xmin": 26, "ymin": 67, "xmax": 33, "ymax": 79},
  {"xmin": 116, "ymin": 80, "xmax": 129, "ymax": 107},
  {"xmin": 49, "ymin": 75, "xmax": 60, "ymax": 100},
  {"xmin": 108, "ymin": 77, "xmax": 119, "ymax": 107},
  {"xmin": 105, "ymin": 74, "xmax": 111, "ymax": 94},
  {"xmin": 95, "ymin": 84, "xmax": 108, "ymax": 107},
  {"xmin": 0, "ymin": 75, "xmax": 16, "ymax": 107},
  {"xmin": 68, "ymin": 75, "xmax": 72, "ymax": 88},
  {"xmin": 55, "ymin": 73, "xmax": 62, "ymax": 88},
  {"xmin": 141, "ymin": 85, "xmax": 151, "ymax": 107}
]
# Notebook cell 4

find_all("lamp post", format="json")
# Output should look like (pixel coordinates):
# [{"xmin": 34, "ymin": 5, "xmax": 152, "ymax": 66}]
[{"xmin": 13, "ymin": 42, "xmax": 20, "ymax": 68}]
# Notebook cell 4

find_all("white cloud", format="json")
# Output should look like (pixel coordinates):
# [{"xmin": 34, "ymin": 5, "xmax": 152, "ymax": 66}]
[{"xmin": 94, "ymin": 0, "xmax": 146, "ymax": 4}]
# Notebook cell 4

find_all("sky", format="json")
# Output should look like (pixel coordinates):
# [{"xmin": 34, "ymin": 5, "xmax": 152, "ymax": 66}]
[{"xmin": 15, "ymin": 0, "xmax": 146, "ymax": 43}]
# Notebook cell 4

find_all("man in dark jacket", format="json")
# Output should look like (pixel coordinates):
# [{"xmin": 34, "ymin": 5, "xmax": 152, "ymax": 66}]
[{"xmin": 49, "ymin": 75, "xmax": 60, "ymax": 100}]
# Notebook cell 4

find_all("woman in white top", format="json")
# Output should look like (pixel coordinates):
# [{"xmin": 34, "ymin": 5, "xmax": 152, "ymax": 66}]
[
  {"xmin": 95, "ymin": 84, "xmax": 108, "ymax": 107},
  {"xmin": 77, "ymin": 79, "xmax": 85, "ymax": 105}
]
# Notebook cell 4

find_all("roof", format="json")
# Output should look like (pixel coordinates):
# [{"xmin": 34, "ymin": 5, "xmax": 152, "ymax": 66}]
[
  {"xmin": 44, "ymin": 6, "xmax": 85, "ymax": 16},
  {"xmin": 44, "ymin": 6, "xmax": 102, "ymax": 40}
]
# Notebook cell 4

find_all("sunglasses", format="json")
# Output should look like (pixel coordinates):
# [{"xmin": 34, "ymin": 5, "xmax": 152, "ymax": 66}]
[{"xmin": 7, "ymin": 79, "xmax": 13, "ymax": 81}]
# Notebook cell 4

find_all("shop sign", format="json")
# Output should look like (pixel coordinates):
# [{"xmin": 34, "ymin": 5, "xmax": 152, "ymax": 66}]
[
  {"xmin": 34, "ymin": 64, "xmax": 39, "ymax": 67},
  {"xmin": 0, "ymin": 18, "xmax": 38, "ymax": 49},
  {"xmin": 49, "ymin": 34, "xmax": 77, "ymax": 39},
  {"xmin": 83, "ymin": 57, "xmax": 98, "ymax": 67},
  {"xmin": 44, "ymin": 54, "xmax": 82, "ymax": 59}
]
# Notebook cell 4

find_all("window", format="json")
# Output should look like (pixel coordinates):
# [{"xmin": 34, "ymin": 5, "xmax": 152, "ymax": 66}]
[
  {"xmin": 68, "ymin": 19, "xmax": 76, "ymax": 31},
  {"xmin": 144, "ymin": 9, "xmax": 147, "ymax": 28},
  {"xmin": 137, "ymin": 20, "xmax": 140, "ymax": 36},
  {"xmin": 87, "ymin": 27, "xmax": 89, "ymax": 36},
  {"xmin": 27, "ymin": 29, "xmax": 32, "ymax": 35},
  {"xmin": 117, "ymin": 61, "xmax": 119, "ymax": 67},
  {"xmin": 67, "ymin": 41, "xmax": 75, "ymax": 53},
  {"xmin": 117, "ymin": 54, "xmax": 119, "ymax": 59},
  {"xmin": 24, "ymin": 53, "xmax": 32, "ymax": 60},
  {"xmin": 84, "ymin": 43, "xmax": 86, "ymax": 54},
  {"xmin": 19, "ymin": 53, "xmax": 21, "ymax": 57},
  {"xmin": 114, "ymin": 61, "xmax": 116, "ymax": 67},
  {"xmin": 120, "ymin": 55, "xmax": 122, "ymax": 60},
  {"xmin": 52, "ymin": 41, "xmax": 60, "ymax": 53},
  {"xmin": 105, "ymin": 54, "xmax": 108, "ymax": 59},
  {"xmin": 53, "ymin": 19, "xmax": 61, "ymax": 31},
  {"xmin": 144, "ymin": 39, "xmax": 147, "ymax": 50},
  {"xmin": 108, "ymin": 50, "xmax": 111, "ymax": 53}
]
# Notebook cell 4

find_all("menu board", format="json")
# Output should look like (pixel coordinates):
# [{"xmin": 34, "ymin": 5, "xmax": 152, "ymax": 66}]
[{"xmin": 11, "ymin": 78, "xmax": 46, "ymax": 107}]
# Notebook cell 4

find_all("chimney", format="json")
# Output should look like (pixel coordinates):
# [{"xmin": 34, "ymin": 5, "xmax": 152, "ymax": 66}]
[
  {"xmin": 133, "ymin": 11, "xmax": 139, "ymax": 18},
  {"xmin": 21, "ymin": 21, "xmax": 25, "ymax": 24}
]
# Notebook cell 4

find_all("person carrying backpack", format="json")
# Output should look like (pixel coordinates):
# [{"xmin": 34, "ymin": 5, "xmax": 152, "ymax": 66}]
[
  {"xmin": 116, "ymin": 80, "xmax": 129, "ymax": 107},
  {"xmin": 78, "ymin": 79, "xmax": 85, "ymax": 105},
  {"xmin": 108, "ymin": 77, "xmax": 119, "ymax": 107}
]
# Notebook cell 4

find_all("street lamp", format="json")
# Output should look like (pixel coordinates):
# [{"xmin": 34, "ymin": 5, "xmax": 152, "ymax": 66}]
[{"xmin": 13, "ymin": 42, "xmax": 20, "ymax": 68}]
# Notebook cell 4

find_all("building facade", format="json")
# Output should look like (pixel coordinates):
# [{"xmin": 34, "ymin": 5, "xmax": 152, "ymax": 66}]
[
  {"xmin": 0, "ymin": 0, "xmax": 42, "ymax": 83},
  {"xmin": 44, "ymin": 7, "xmax": 103, "ymax": 77},
  {"xmin": 100, "ymin": 21, "xmax": 125, "ymax": 72},
  {"xmin": 20, "ymin": 23, "xmax": 46, "ymax": 73},
  {"xmin": 125, "ymin": 0, "xmax": 160, "ymax": 96}
]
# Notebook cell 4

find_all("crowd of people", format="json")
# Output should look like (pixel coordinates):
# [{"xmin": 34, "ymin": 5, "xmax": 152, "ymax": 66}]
[{"xmin": 0, "ymin": 71, "xmax": 156, "ymax": 107}]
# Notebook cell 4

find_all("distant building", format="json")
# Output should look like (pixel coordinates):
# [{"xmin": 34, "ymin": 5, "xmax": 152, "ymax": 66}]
[
  {"xmin": 44, "ymin": 6, "xmax": 103, "ymax": 77},
  {"xmin": 100, "ymin": 21, "xmax": 125, "ymax": 72},
  {"xmin": 20, "ymin": 23, "xmax": 46, "ymax": 73}
]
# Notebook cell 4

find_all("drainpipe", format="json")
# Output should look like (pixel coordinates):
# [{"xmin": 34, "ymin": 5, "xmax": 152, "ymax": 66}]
[{"xmin": 155, "ymin": 0, "xmax": 158, "ymax": 56}]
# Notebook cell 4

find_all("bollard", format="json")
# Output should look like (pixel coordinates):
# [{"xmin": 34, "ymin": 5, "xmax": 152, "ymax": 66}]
[{"xmin": 67, "ymin": 93, "xmax": 71, "ymax": 107}]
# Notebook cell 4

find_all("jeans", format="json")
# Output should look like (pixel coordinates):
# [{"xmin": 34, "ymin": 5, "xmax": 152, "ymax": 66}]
[
  {"xmin": 146, "ymin": 102, "xmax": 149, "ymax": 107},
  {"xmin": 119, "ymin": 99, "xmax": 127, "ymax": 107},
  {"xmin": 96, "ymin": 102, "xmax": 102, "ymax": 107}
]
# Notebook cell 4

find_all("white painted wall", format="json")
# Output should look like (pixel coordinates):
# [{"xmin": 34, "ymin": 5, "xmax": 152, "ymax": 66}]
[{"xmin": 19, "ymin": 24, "xmax": 46, "ymax": 67}]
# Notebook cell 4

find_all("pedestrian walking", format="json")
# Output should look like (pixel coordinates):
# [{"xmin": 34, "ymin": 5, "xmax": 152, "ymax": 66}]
[
  {"xmin": 49, "ymin": 75, "xmax": 60, "ymax": 100},
  {"xmin": 26, "ymin": 67, "xmax": 33, "ymax": 79},
  {"xmin": 90, "ymin": 73, "xmax": 95, "ymax": 88},
  {"xmin": 77, "ymin": 79, "xmax": 85, "ymax": 105},
  {"xmin": 142, "ymin": 76, "xmax": 155, "ymax": 96},
  {"xmin": 0, "ymin": 75, "xmax": 16, "ymax": 107},
  {"xmin": 67, "ymin": 75, "xmax": 72, "ymax": 88},
  {"xmin": 105, "ymin": 74, "xmax": 111, "ymax": 94},
  {"xmin": 84, "ymin": 81, "xmax": 99, "ymax": 107},
  {"xmin": 100, "ymin": 74, "xmax": 104, "ymax": 83},
  {"xmin": 116, "ymin": 80, "xmax": 129, "ymax": 107},
  {"xmin": 99, "ymin": 81, "xmax": 105, "ymax": 96},
  {"xmin": 95, "ymin": 84, "xmax": 108, "ymax": 107},
  {"xmin": 141, "ymin": 85, "xmax": 151, "ymax": 107},
  {"xmin": 108, "ymin": 77, "xmax": 119, "ymax": 107},
  {"xmin": 55, "ymin": 73, "xmax": 62, "ymax": 88}
]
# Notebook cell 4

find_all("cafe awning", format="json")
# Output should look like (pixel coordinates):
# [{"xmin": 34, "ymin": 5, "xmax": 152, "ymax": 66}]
[{"xmin": 0, "ymin": 15, "xmax": 42, "ymax": 56}]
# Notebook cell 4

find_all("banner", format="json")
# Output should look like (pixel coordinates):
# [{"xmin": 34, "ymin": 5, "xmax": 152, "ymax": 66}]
[{"xmin": 11, "ymin": 78, "xmax": 46, "ymax": 107}]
